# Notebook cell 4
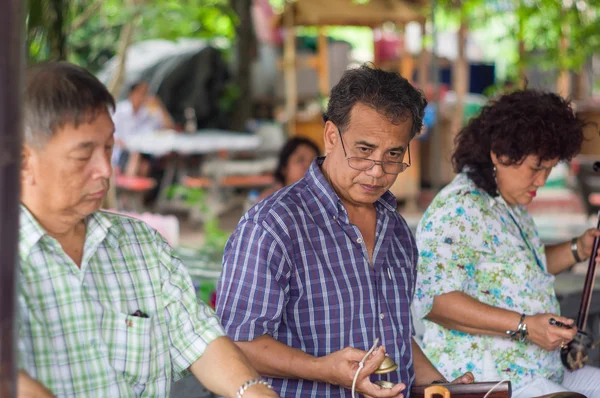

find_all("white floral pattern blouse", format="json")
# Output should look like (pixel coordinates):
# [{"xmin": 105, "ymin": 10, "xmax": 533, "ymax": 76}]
[{"xmin": 414, "ymin": 172, "xmax": 562, "ymax": 390}]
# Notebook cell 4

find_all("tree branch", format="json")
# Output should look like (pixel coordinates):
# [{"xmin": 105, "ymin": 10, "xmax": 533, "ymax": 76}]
[{"xmin": 69, "ymin": 0, "xmax": 104, "ymax": 33}]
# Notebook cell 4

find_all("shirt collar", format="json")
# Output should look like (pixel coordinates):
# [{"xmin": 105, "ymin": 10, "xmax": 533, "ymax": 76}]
[
  {"xmin": 19, "ymin": 205, "xmax": 47, "ymax": 258},
  {"xmin": 305, "ymin": 157, "xmax": 398, "ymax": 219},
  {"xmin": 19, "ymin": 205, "xmax": 115, "ymax": 259}
]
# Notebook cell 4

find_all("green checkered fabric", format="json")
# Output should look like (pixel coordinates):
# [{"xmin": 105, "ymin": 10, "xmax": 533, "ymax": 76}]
[{"xmin": 18, "ymin": 206, "xmax": 225, "ymax": 397}]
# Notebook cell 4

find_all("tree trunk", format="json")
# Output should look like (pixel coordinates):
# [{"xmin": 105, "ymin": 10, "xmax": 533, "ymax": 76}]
[
  {"xmin": 517, "ymin": 11, "xmax": 526, "ymax": 89},
  {"xmin": 104, "ymin": 0, "xmax": 143, "ymax": 210},
  {"xmin": 49, "ymin": 0, "xmax": 67, "ymax": 60},
  {"xmin": 106, "ymin": 0, "xmax": 143, "ymax": 97},
  {"xmin": 229, "ymin": 0, "xmax": 257, "ymax": 131}
]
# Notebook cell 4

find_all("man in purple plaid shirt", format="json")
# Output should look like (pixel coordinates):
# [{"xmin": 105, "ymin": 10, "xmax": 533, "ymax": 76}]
[{"xmin": 217, "ymin": 65, "xmax": 473, "ymax": 398}]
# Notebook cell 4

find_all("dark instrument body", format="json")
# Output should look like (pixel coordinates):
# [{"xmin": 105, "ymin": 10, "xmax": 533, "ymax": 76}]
[{"xmin": 561, "ymin": 212, "xmax": 600, "ymax": 370}]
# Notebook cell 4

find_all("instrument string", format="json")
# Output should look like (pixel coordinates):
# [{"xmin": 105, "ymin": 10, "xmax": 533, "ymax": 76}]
[
  {"xmin": 351, "ymin": 338, "xmax": 380, "ymax": 398},
  {"xmin": 483, "ymin": 379, "xmax": 510, "ymax": 398}
]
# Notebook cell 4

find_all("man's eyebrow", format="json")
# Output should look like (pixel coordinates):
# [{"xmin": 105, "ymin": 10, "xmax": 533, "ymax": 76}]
[
  {"xmin": 71, "ymin": 141, "xmax": 96, "ymax": 151},
  {"xmin": 354, "ymin": 140, "xmax": 406, "ymax": 151}
]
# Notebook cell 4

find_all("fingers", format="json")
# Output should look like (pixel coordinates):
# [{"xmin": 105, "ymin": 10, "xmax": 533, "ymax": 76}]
[
  {"xmin": 550, "ymin": 316, "xmax": 575, "ymax": 328},
  {"xmin": 451, "ymin": 372, "xmax": 474, "ymax": 384},
  {"xmin": 343, "ymin": 346, "xmax": 373, "ymax": 363},
  {"xmin": 360, "ymin": 380, "xmax": 406, "ymax": 398},
  {"xmin": 361, "ymin": 346, "xmax": 386, "ymax": 374}
]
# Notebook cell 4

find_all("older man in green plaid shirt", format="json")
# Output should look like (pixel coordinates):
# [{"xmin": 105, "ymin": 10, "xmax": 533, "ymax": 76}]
[{"xmin": 17, "ymin": 62, "xmax": 278, "ymax": 398}]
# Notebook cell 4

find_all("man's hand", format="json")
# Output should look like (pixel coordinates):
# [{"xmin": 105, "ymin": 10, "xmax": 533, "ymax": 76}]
[
  {"xmin": 525, "ymin": 313, "xmax": 577, "ymax": 351},
  {"xmin": 449, "ymin": 372, "xmax": 475, "ymax": 384},
  {"xmin": 17, "ymin": 371, "xmax": 54, "ymax": 398},
  {"xmin": 318, "ymin": 346, "xmax": 406, "ymax": 398}
]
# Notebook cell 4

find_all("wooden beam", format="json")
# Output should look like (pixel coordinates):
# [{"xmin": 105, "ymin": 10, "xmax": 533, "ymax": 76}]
[
  {"xmin": 283, "ymin": 5, "xmax": 297, "ymax": 134},
  {"xmin": 417, "ymin": 21, "xmax": 428, "ymax": 88},
  {"xmin": 317, "ymin": 27, "xmax": 330, "ymax": 98}
]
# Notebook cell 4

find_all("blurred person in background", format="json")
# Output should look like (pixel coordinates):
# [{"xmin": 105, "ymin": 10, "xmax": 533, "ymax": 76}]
[
  {"xmin": 258, "ymin": 136, "xmax": 320, "ymax": 201},
  {"xmin": 112, "ymin": 81, "xmax": 175, "ymax": 177}
]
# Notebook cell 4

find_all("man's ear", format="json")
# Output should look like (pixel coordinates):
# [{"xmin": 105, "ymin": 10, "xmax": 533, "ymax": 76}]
[
  {"xmin": 21, "ymin": 145, "xmax": 36, "ymax": 185},
  {"xmin": 323, "ymin": 121, "xmax": 339, "ymax": 154}
]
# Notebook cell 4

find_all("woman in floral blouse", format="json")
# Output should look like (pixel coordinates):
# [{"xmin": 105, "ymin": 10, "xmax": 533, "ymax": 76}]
[{"xmin": 415, "ymin": 90, "xmax": 600, "ymax": 397}]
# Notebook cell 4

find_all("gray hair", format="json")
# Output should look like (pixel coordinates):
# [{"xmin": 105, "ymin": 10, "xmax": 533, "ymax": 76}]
[
  {"xmin": 324, "ymin": 64, "xmax": 427, "ymax": 139},
  {"xmin": 24, "ymin": 62, "xmax": 115, "ymax": 148}
]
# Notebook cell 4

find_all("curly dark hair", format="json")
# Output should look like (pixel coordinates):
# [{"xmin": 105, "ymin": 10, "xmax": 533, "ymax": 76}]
[
  {"xmin": 323, "ymin": 64, "xmax": 427, "ymax": 139},
  {"xmin": 274, "ymin": 137, "xmax": 320, "ymax": 185},
  {"xmin": 452, "ymin": 90, "xmax": 585, "ymax": 196}
]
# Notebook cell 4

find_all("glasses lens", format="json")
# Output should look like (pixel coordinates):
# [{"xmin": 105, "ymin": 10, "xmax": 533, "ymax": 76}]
[
  {"xmin": 382, "ymin": 162, "xmax": 408, "ymax": 174},
  {"xmin": 348, "ymin": 158, "xmax": 374, "ymax": 171},
  {"xmin": 347, "ymin": 158, "xmax": 409, "ymax": 174}
]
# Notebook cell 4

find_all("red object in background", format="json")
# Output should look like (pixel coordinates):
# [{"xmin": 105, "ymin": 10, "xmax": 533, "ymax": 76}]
[
  {"xmin": 115, "ymin": 174, "xmax": 156, "ymax": 191},
  {"xmin": 374, "ymin": 28, "xmax": 403, "ymax": 64}
]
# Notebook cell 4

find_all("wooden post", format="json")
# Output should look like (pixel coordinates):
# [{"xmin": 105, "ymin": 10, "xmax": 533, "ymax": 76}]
[
  {"xmin": 0, "ymin": 0, "xmax": 22, "ymax": 396},
  {"xmin": 418, "ymin": 22, "xmax": 428, "ymax": 88},
  {"xmin": 317, "ymin": 27, "xmax": 330, "ymax": 98},
  {"xmin": 283, "ymin": 4, "xmax": 297, "ymax": 135},
  {"xmin": 447, "ymin": 17, "xmax": 468, "ymax": 183}
]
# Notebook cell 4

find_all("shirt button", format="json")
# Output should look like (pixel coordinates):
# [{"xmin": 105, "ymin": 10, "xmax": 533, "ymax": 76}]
[
  {"xmin": 357, "ymin": 238, "xmax": 363, "ymax": 244},
  {"xmin": 333, "ymin": 215, "xmax": 337, "ymax": 221},
  {"xmin": 379, "ymin": 313, "xmax": 385, "ymax": 320}
]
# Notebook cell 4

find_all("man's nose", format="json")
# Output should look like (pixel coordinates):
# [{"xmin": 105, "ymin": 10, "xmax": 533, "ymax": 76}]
[{"xmin": 365, "ymin": 161, "xmax": 386, "ymax": 178}]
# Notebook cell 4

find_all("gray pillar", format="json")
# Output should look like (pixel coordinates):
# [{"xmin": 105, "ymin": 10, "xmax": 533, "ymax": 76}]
[{"xmin": 0, "ymin": 0, "xmax": 23, "ymax": 396}]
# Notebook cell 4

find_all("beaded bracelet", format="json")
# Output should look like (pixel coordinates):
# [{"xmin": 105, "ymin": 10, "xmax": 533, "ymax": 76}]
[{"xmin": 236, "ymin": 378, "xmax": 273, "ymax": 397}]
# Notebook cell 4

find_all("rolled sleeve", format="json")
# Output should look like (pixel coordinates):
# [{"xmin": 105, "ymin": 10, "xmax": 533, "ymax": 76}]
[
  {"xmin": 414, "ymin": 196, "xmax": 485, "ymax": 320},
  {"xmin": 216, "ymin": 220, "xmax": 291, "ymax": 342},
  {"xmin": 157, "ymin": 235, "xmax": 225, "ymax": 381}
]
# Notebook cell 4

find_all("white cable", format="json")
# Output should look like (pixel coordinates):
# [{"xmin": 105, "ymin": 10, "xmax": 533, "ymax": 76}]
[
  {"xmin": 351, "ymin": 338, "xmax": 380, "ymax": 398},
  {"xmin": 483, "ymin": 379, "xmax": 510, "ymax": 398}
]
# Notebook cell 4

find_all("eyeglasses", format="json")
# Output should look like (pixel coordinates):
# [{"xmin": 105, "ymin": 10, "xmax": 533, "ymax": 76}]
[{"xmin": 337, "ymin": 128, "xmax": 411, "ymax": 175}]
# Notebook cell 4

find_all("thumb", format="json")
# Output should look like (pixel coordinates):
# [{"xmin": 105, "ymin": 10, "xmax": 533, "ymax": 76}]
[{"xmin": 361, "ymin": 346, "xmax": 386, "ymax": 375}]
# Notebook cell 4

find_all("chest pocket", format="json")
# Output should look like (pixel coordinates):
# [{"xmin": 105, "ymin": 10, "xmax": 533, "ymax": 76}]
[{"xmin": 101, "ymin": 310, "xmax": 155, "ymax": 385}]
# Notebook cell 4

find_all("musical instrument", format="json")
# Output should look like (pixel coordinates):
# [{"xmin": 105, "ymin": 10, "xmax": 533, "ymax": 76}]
[
  {"xmin": 374, "ymin": 356, "xmax": 398, "ymax": 374},
  {"xmin": 560, "ymin": 211, "xmax": 600, "ymax": 370},
  {"xmin": 410, "ymin": 381, "xmax": 511, "ymax": 398}
]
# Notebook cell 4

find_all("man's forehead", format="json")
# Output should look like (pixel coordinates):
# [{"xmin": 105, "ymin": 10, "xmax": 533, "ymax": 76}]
[{"xmin": 51, "ymin": 114, "xmax": 115, "ymax": 148}]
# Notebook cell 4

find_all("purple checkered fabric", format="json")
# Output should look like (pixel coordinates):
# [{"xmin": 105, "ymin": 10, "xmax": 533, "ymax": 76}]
[{"xmin": 217, "ymin": 158, "xmax": 418, "ymax": 397}]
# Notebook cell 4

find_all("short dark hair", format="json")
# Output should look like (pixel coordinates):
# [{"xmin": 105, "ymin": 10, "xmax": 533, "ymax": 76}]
[
  {"xmin": 24, "ymin": 61, "xmax": 115, "ymax": 148},
  {"xmin": 452, "ymin": 89, "xmax": 586, "ymax": 196},
  {"xmin": 128, "ymin": 80, "xmax": 148, "ymax": 94},
  {"xmin": 324, "ymin": 64, "xmax": 427, "ymax": 139},
  {"xmin": 274, "ymin": 137, "xmax": 320, "ymax": 185}
]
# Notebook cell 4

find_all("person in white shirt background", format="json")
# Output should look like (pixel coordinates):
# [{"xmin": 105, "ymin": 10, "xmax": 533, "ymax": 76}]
[{"xmin": 112, "ymin": 81, "xmax": 175, "ymax": 176}]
